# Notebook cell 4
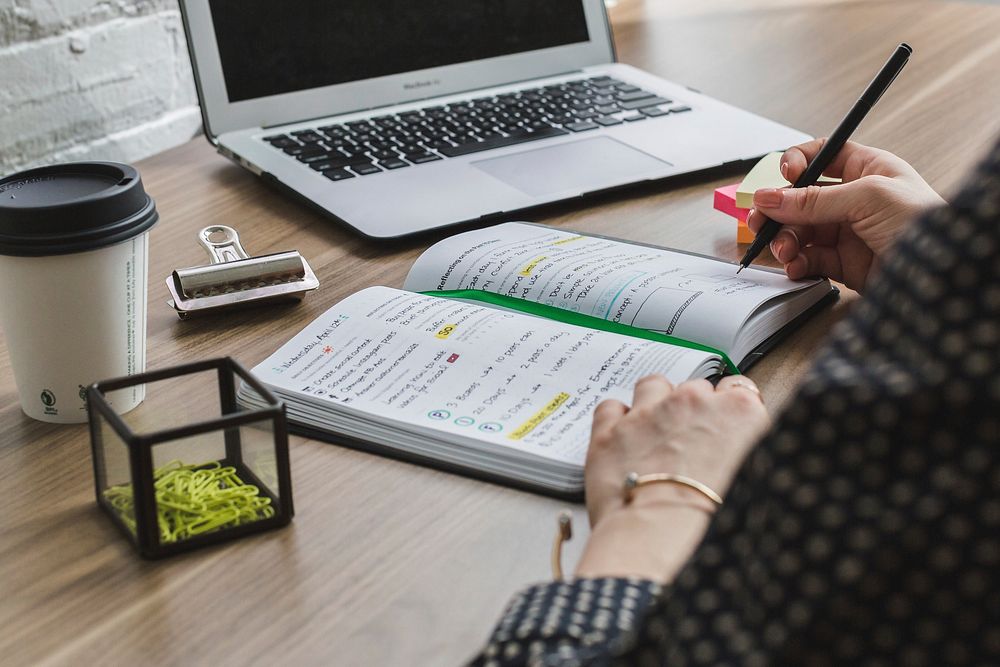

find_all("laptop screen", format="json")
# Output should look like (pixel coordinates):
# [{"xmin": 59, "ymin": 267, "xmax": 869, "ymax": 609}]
[{"xmin": 208, "ymin": 0, "xmax": 592, "ymax": 104}]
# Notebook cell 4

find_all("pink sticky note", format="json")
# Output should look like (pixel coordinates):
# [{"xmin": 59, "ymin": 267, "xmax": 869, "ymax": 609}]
[{"xmin": 713, "ymin": 183, "xmax": 747, "ymax": 219}]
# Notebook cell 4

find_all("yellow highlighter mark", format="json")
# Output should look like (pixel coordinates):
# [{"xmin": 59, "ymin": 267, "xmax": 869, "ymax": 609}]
[
  {"xmin": 509, "ymin": 392, "xmax": 571, "ymax": 440},
  {"xmin": 553, "ymin": 235, "xmax": 585, "ymax": 245},
  {"xmin": 435, "ymin": 324, "xmax": 458, "ymax": 339},
  {"xmin": 519, "ymin": 255, "xmax": 547, "ymax": 277}
]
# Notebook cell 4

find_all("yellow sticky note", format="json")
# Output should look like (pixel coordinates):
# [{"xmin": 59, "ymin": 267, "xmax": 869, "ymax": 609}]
[{"xmin": 735, "ymin": 152, "xmax": 840, "ymax": 210}]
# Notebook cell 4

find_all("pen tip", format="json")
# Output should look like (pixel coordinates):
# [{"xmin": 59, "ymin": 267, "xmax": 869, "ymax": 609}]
[{"xmin": 736, "ymin": 265, "xmax": 744, "ymax": 275}]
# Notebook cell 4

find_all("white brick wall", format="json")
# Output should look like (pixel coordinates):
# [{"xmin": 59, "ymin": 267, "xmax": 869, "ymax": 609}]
[{"xmin": 0, "ymin": 0, "xmax": 202, "ymax": 176}]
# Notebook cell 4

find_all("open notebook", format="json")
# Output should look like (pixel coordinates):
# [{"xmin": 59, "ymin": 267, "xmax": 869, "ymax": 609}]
[{"xmin": 239, "ymin": 223, "xmax": 837, "ymax": 497}]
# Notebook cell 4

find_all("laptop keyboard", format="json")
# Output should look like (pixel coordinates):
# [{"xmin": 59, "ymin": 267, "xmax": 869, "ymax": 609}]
[{"xmin": 261, "ymin": 76, "xmax": 691, "ymax": 182}]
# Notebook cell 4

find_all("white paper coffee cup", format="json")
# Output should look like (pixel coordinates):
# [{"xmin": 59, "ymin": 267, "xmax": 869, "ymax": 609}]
[{"xmin": 0, "ymin": 162, "xmax": 158, "ymax": 423}]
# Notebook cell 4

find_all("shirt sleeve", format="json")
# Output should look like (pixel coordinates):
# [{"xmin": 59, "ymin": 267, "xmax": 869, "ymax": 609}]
[{"xmin": 470, "ymin": 577, "xmax": 663, "ymax": 667}]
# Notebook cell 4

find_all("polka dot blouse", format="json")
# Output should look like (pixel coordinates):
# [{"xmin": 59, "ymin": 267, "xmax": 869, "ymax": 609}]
[{"xmin": 471, "ymin": 141, "xmax": 1000, "ymax": 666}]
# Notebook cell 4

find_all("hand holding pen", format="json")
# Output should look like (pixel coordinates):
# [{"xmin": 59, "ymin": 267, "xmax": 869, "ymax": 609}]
[
  {"xmin": 740, "ymin": 44, "xmax": 940, "ymax": 288},
  {"xmin": 744, "ymin": 139, "xmax": 944, "ymax": 291}
]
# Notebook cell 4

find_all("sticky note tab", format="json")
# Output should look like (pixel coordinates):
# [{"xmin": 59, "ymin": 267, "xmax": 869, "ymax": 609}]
[{"xmin": 736, "ymin": 152, "xmax": 840, "ymax": 209}]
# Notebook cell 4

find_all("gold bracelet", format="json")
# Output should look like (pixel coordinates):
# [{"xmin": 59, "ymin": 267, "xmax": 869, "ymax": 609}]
[{"xmin": 623, "ymin": 472, "xmax": 723, "ymax": 508}]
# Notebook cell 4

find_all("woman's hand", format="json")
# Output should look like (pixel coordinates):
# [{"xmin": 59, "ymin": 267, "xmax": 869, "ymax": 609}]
[
  {"xmin": 574, "ymin": 375, "xmax": 770, "ymax": 582},
  {"xmin": 747, "ymin": 139, "xmax": 944, "ymax": 292}
]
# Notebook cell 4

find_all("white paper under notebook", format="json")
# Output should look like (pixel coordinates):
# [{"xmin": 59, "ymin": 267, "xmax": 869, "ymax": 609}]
[{"xmin": 240, "ymin": 222, "xmax": 837, "ymax": 497}]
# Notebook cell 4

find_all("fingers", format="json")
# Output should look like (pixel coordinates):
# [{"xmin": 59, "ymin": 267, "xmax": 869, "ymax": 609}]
[
  {"xmin": 747, "ymin": 211, "xmax": 847, "ymax": 282},
  {"xmin": 752, "ymin": 179, "xmax": 872, "ymax": 228},
  {"xmin": 592, "ymin": 398, "xmax": 627, "ymax": 435},
  {"xmin": 747, "ymin": 210, "xmax": 839, "ymax": 267},
  {"xmin": 632, "ymin": 374, "xmax": 673, "ymax": 409},
  {"xmin": 770, "ymin": 227, "xmax": 804, "ymax": 264},
  {"xmin": 784, "ymin": 245, "xmax": 844, "ymax": 282},
  {"xmin": 781, "ymin": 139, "xmax": 878, "ymax": 183}
]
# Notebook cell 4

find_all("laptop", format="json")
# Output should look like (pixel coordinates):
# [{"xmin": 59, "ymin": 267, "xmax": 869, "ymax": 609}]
[{"xmin": 179, "ymin": 0, "xmax": 810, "ymax": 239}]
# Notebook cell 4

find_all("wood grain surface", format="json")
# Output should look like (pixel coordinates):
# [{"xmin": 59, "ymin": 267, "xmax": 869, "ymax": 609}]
[{"xmin": 2, "ymin": 2, "xmax": 999, "ymax": 665}]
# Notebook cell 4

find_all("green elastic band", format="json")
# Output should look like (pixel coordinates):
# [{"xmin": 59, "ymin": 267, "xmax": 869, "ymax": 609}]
[{"xmin": 423, "ymin": 289, "xmax": 739, "ymax": 375}]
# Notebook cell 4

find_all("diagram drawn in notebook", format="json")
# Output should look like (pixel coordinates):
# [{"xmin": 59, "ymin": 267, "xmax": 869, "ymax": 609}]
[
  {"xmin": 630, "ymin": 274, "xmax": 758, "ymax": 334},
  {"xmin": 629, "ymin": 286, "xmax": 702, "ymax": 335}
]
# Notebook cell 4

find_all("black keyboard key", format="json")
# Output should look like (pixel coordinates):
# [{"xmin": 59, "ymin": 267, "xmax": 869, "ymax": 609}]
[
  {"xmin": 437, "ymin": 126, "xmax": 568, "ymax": 158},
  {"xmin": 595, "ymin": 104, "xmax": 620, "ymax": 115},
  {"xmin": 291, "ymin": 131, "xmax": 324, "ymax": 143},
  {"xmin": 264, "ymin": 135, "xmax": 298, "ymax": 147},
  {"xmin": 309, "ymin": 159, "xmax": 338, "ymax": 171},
  {"xmin": 668, "ymin": 104, "xmax": 692, "ymax": 113},
  {"xmin": 350, "ymin": 163, "xmax": 382, "ymax": 175},
  {"xmin": 380, "ymin": 158, "xmax": 410, "ymax": 170},
  {"xmin": 323, "ymin": 168, "xmax": 355, "ymax": 181},
  {"xmin": 523, "ymin": 120, "xmax": 554, "ymax": 131},
  {"xmin": 318, "ymin": 124, "xmax": 346, "ymax": 133},
  {"xmin": 324, "ymin": 138, "xmax": 353, "ymax": 150},
  {"xmin": 574, "ymin": 110, "xmax": 599, "ymax": 119},
  {"xmin": 616, "ymin": 84, "xmax": 641, "ymax": 93},
  {"xmin": 566, "ymin": 121, "xmax": 599, "ymax": 132},
  {"xmin": 595, "ymin": 116, "xmax": 623, "ymax": 126},
  {"xmin": 623, "ymin": 114, "xmax": 647, "ymax": 122},
  {"xmin": 549, "ymin": 111, "xmax": 578, "ymax": 124},
  {"xmin": 299, "ymin": 151, "xmax": 338, "ymax": 164},
  {"xmin": 426, "ymin": 140, "xmax": 456, "ymax": 151},
  {"xmin": 620, "ymin": 96, "xmax": 670, "ymax": 110},
  {"xmin": 408, "ymin": 152, "xmax": 442, "ymax": 164},
  {"xmin": 642, "ymin": 107, "xmax": 670, "ymax": 117},
  {"xmin": 616, "ymin": 90, "xmax": 656, "ymax": 103},
  {"xmin": 287, "ymin": 146, "xmax": 325, "ymax": 158},
  {"xmin": 295, "ymin": 149, "xmax": 329, "ymax": 162},
  {"xmin": 340, "ymin": 145, "xmax": 369, "ymax": 158},
  {"xmin": 311, "ymin": 154, "xmax": 372, "ymax": 169},
  {"xmin": 397, "ymin": 143, "xmax": 424, "ymax": 154},
  {"xmin": 370, "ymin": 149, "xmax": 401, "ymax": 161}
]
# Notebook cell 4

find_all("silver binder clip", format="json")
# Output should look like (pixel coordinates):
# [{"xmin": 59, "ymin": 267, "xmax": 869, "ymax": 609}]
[{"xmin": 166, "ymin": 225, "xmax": 319, "ymax": 319}]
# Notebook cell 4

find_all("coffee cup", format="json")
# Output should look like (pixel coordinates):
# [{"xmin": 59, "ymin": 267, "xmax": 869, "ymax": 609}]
[{"xmin": 0, "ymin": 162, "xmax": 158, "ymax": 423}]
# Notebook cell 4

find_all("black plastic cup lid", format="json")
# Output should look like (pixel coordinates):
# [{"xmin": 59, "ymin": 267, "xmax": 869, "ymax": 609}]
[{"xmin": 0, "ymin": 162, "xmax": 158, "ymax": 256}]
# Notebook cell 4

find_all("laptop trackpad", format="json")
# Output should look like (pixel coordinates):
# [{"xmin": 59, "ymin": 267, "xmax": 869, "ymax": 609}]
[{"xmin": 472, "ymin": 136, "xmax": 670, "ymax": 197}]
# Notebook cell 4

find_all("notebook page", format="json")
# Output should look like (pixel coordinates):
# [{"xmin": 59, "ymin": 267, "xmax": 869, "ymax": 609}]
[
  {"xmin": 248, "ymin": 287, "xmax": 720, "ymax": 465},
  {"xmin": 404, "ymin": 222, "xmax": 821, "ymax": 357}
]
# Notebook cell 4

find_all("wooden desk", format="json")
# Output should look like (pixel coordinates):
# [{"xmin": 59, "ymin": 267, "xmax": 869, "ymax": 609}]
[{"xmin": 3, "ymin": 2, "xmax": 999, "ymax": 664}]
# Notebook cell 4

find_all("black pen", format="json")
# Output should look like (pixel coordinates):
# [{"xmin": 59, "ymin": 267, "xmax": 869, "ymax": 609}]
[{"xmin": 736, "ymin": 42, "xmax": 913, "ymax": 274}]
